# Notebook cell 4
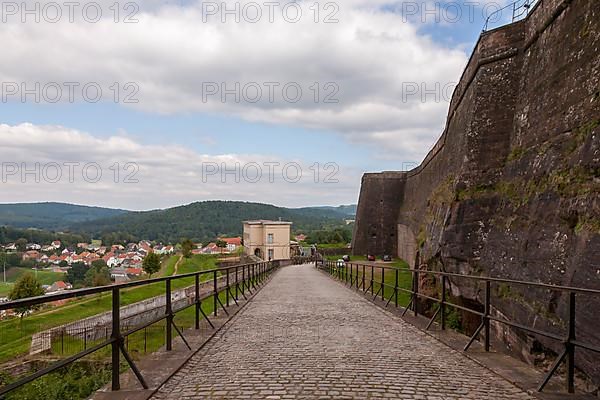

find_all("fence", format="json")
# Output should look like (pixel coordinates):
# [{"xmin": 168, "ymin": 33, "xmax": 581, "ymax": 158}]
[
  {"xmin": 0, "ymin": 257, "xmax": 312, "ymax": 396},
  {"xmin": 317, "ymin": 259, "xmax": 600, "ymax": 394},
  {"xmin": 483, "ymin": 0, "xmax": 542, "ymax": 32}
]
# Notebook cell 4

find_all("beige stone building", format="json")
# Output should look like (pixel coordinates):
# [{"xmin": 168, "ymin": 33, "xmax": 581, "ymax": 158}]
[{"xmin": 243, "ymin": 220, "xmax": 292, "ymax": 260}]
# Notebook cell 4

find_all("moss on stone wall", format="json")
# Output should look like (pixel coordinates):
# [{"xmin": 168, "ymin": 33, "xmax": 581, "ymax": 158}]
[
  {"xmin": 567, "ymin": 119, "xmax": 599, "ymax": 153},
  {"xmin": 575, "ymin": 216, "xmax": 600, "ymax": 235},
  {"xmin": 456, "ymin": 166, "xmax": 598, "ymax": 205}
]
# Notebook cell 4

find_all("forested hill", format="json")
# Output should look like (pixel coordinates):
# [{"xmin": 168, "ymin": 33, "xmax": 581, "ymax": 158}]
[
  {"xmin": 71, "ymin": 201, "xmax": 353, "ymax": 243},
  {"xmin": 0, "ymin": 202, "xmax": 127, "ymax": 230},
  {"xmin": 297, "ymin": 205, "xmax": 357, "ymax": 217}
]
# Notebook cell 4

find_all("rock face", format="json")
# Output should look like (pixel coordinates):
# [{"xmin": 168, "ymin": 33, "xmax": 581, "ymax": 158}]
[{"xmin": 352, "ymin": 0, "xmax": 600, "ymax": 386}]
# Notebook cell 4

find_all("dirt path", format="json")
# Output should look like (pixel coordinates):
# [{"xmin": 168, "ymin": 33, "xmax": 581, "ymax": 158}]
[{"xmin": 172, "ymin": 255, "xmax": 183, "ymax": 276}]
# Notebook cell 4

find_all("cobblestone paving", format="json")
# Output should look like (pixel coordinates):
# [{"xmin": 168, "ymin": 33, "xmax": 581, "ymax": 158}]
[{"xmin": 152, "ymin": 264, "xmax": 534, "ymax": 399}]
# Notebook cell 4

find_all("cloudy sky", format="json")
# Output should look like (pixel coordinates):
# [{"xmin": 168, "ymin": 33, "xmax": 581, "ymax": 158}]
[{"xmin": 0, "ymin": 0, "xmax": 511, "ymax": 210}]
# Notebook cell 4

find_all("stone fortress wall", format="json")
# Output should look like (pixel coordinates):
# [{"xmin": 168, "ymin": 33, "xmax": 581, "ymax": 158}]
[{"xmin": 352, "ymin": 0, "xmax": 600, "ymax": 385}]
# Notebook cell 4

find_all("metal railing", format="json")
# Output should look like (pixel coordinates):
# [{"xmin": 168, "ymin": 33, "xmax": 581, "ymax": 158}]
[
  {"xmin": 483, "ymin": 0, "xmax": 541, "ymax": 32},
  {"xmin": 317, "ymin": 259, "xmax": 600, "ymax": 394},
  {"xmin": 0, "ymin": 257, "xmax": 311, "ymax": 396}
]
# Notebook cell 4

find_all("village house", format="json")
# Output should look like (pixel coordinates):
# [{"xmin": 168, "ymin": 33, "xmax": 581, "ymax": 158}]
[
  {"xmin": 221, "ymin": 237, "xmax": 242, "ymax": 253},
  {"xmin": 139, "ymin": 241, "xmax": 152, "ymax": 252},
  {"xmin": 46, "ymin": 281, "xmax": 73, "ymax": 294},
  {"xmin": 22, "ymin": 250, "xmax": 40, "ymax": 261},
  {"xmin": 201, "ymin": 243, "xmax": 219, "ymax": 254},
  {"xmin": 294, "ymin": 234, "xmax": 307, "ymax": 242},
  {"xmin": 110, "ymin": 267, "xmax": 129, "ymax": 282},
  {"xmin": 4, "ymin": 243, "xmax": 17, "ymax": 252},
  {"xmin": 153, "ymin": 244, "xmax": 174, "ymax": 255},
  {"xmin": 125, "ymin": 267, "xmax": 142, "ymax": 276}
]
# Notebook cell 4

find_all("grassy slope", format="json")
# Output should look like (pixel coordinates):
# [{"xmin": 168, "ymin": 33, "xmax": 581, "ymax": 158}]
[
  {"xmin": 0, "ymin": 268, "xmax": 66, "ymax": 297},
  {"xmin": 0, "ymin": 255, "xmax": 218, "ymax": 363}
]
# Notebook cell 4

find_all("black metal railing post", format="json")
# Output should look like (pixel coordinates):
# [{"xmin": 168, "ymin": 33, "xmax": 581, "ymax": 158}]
[
  {"xmin": 242, "ymin": 264, "xmax": 246, "ymax": 296},
  {"xmin": 413, "ymin": 269, "xmax": 419, "ymax": 316},
  {"xmin": 195, "ymin": 274, "xmax": 200, "ymax": 329},
  {"xmin": 235, "ymin": 265, "xmax": 239, "ymax": 300},
  {"xmin": 484, "ymin": 280, "xmax": 491, "ymax": 352},
  {"xmin": 441, "ymin": 275, "xmax": 447, "ymax": 330},
  {"xmin": 166, "ymin": 279, "xmax": 173, "ymax": 351},
  {"xmin": 213, "ymin": 270, "xmax": 218, "ymax": 316},
  {"xmin": 362, "ymin": 265, "xmax": 365, "ymax": 291},
  {"xmin": 111, "ymin": 288, "xmax": 120, "ymax": 391},
  {"xmin": 381, "ymin": 268, "xmax": 385, "ymax": 301},
  {"xmin": 226, "ymin": 267, "xmax": 230, "ymax": 307},
  {"xmin": 345, "ymin": 262, "xmax": 348, "ymax": 284},
  {"xmin": 394, "ymin": 269, "xmax": 399, "ymax": 307},
  {"xmin": 247, "ymin": 264, "xmax": 251, "ymax": 291},
  {"xmin": 370, "ymin": 266, "xmax": 374, "ymax": 295},
  {"xmin": 566, "ymin": 292, "xmax": 576, "ymax": 393}
]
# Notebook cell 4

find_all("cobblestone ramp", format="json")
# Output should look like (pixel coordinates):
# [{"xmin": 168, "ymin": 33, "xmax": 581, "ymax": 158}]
[{"xmin": 152, "ymin": 264, "xmax": 533, "ymax": 399}]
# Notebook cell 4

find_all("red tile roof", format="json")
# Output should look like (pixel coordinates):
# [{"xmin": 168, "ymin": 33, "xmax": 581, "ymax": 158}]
[{"xmin": 221, "ymin": 237, "xmax": 242, "ymax": 245}]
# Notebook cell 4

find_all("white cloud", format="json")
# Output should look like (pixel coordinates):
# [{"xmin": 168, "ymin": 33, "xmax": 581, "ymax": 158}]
[
  {"xmin": 0, "ymin": 123, "xmax": 361, "ymax": 209},
  {"xmin": 0, "ymin": 0, "xmax": 471, "ymax": 162}
]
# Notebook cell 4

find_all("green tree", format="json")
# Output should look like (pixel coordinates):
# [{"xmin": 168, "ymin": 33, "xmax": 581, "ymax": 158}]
[
  {"xmin": 181, "ymin": 239, "xmax": 195, "ymax": 258},
  {"xmin": 15, "ymin": 238, "xmax": 28, "ymax": 252},
  {"xmin": 215, "ymin": 239, "xmax": 227, "ymax": 254},
  {"xmin": 66, "ymin": 263, "xmax": 87, "ymax": 286},
  {"xmin": 8, "ymin": 273, "xmax": 45, "ymax": 320},
  {"xmin": 85, "ymin": 260, "xmax": 111, "ymax": 287},
  {"xmin": 142, "ymin": 253, "xmax": 161, "ymax": 278}
]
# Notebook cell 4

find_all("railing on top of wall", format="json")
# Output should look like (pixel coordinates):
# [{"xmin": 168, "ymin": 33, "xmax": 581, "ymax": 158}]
[
  {"xmin": 316, "ymin": 259, "xmax": 600, "ymax": 394},
  {"xmin": 483, "ymin": 0, "xmax": 541, "ymax": 32},
  {"xmin": 0, "ymin": 256, "xmax": 314, "ymax": 397}
]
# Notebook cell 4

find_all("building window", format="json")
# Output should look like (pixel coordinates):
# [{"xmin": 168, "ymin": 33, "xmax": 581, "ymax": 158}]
[
  {"xmin": 267, "ymin": 233, "xmax": 274, "ymax": 244},
  {"xmin": 268, "ymin": 249, "xmax": 274, "ymax": 260}
]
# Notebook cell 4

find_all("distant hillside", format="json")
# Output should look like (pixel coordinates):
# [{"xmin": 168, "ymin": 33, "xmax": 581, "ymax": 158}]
[
  {"xmin": 0, "ymin": 202, "xmax": 128, "ymax": 230},
  {"xmin": 71, "ymin": 201, "xmax": 352, "ymax": 244},
  {"xmin": 0, "ymin": 226, "xmax": 88, "ymax": 247},
  {"xmin": 297, "ymin": 205, "xmax": 357, "ymax": 217}
]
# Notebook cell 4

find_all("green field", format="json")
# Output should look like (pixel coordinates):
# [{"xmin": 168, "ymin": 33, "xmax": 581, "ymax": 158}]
[
  {"xmin": 0, "ymin": 255, "xmax": 220, "ymax": 364},
  {"xmin": 315, "ymin": 243, "xmax": 349, "ymax": 249},
  {"xmin": 0, "ymin": 268, "xmax": 66, "ymax": 297}
]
